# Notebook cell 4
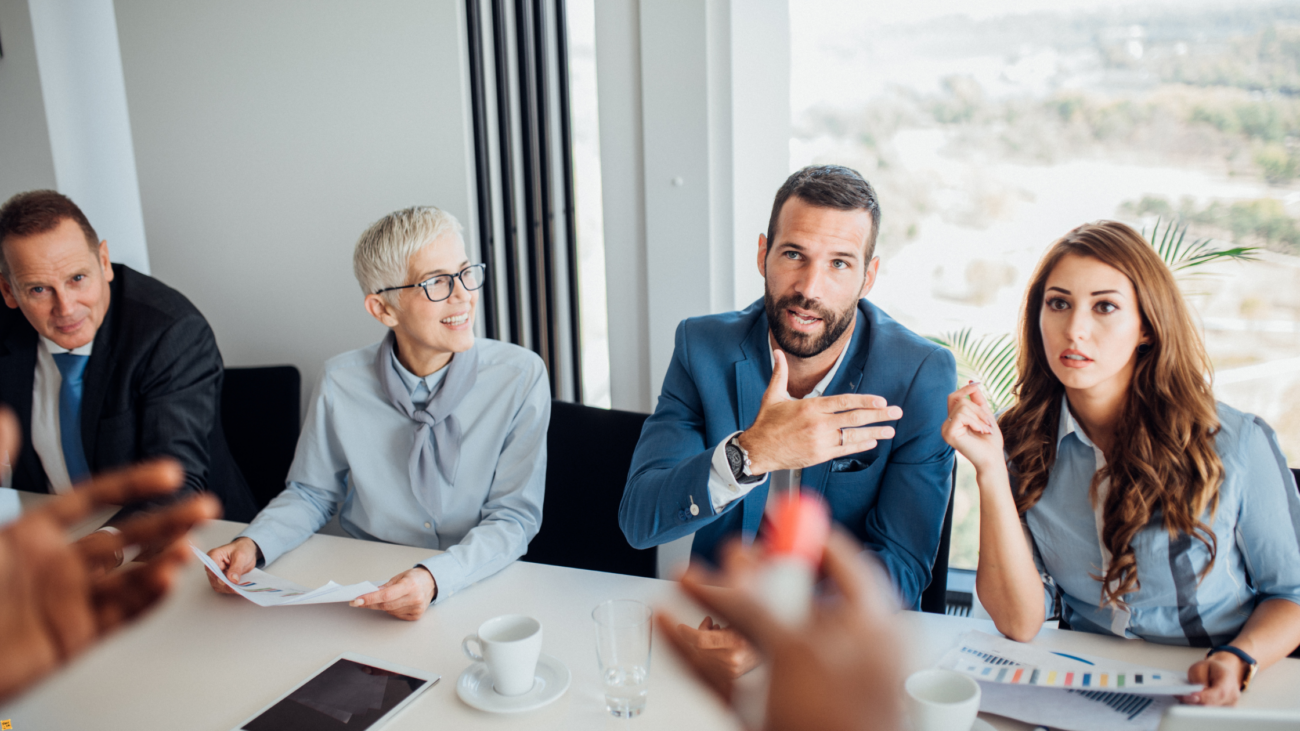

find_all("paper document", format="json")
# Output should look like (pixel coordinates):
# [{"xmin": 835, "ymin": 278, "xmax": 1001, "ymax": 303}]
[
  {"xmin": 191, "ymin": 544, "xmax": 380, "ymax": 607},
  {"xmin": 936, "ymin": 630, "xmax": 1202, "ymax": 731}
]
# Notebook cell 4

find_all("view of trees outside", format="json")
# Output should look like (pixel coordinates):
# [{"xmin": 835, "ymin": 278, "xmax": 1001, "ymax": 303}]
[{"xmin": 791, "ymin": 0, "xmax": 1300, "ymax": 569}]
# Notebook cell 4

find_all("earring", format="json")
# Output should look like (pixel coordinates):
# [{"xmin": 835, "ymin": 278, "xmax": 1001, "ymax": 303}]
[{"xmin": 1137, "ymin": 343, "xmax": 1152, "ymax": 356}]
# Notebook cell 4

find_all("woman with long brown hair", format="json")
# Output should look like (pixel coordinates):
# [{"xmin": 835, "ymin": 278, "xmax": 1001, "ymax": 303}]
[{"xmin": 943, "ymin": 220, "xmax": 1300, "ymax": 706}]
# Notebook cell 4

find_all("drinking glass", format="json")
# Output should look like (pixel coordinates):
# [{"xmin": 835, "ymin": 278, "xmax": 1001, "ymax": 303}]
[{"xmin": 592, "ymin": 599, "xmax": 653, "ymax": 717}]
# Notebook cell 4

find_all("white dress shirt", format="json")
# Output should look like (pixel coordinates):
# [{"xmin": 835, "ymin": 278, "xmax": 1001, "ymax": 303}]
[
  {"xmin": 706, "ymin": 337, "xmax": 849, "ymax": 512},
  {"xmin": 31, "ymin": 336, "xmax": 94, "ymax": 494}
]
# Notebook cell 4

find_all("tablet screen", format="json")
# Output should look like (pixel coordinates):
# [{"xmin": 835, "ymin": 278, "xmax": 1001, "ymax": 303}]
[{"xmin": 242, "ymin": 658, "xmax": 430, "ymax": 731}]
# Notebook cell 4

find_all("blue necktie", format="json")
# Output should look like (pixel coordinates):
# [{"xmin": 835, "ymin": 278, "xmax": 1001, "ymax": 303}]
[{"xmin": 52, "ymin": 353, "xmax": 91, "ymax": 483}]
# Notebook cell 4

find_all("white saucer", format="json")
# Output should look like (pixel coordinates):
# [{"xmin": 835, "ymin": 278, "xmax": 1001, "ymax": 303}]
[
  {"xmin": 456, "ymin": 653, "xmax": 571, "ymax": 713},
  {"xmin": 971, "ymin": 718, "xmax": 996, "ymax": 731}
]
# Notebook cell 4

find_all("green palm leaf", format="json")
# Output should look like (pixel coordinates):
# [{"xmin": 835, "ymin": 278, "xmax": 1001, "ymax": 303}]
[
  {"xmin": 1146, "ymin": 218, "xmax": 1259, "ymax": 274},
  {"xmin": 927, "ymin": 329, "xmax": 1018, "ymax": 413}
]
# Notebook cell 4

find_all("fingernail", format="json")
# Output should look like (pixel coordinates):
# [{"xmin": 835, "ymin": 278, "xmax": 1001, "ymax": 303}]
[
  {"xmin": 350, "ymin": 599, "xmax": 363, "ymax": 607},
  {"xmin": 882, "ymin": 427, "xmax": 895, "ymax": 438}
]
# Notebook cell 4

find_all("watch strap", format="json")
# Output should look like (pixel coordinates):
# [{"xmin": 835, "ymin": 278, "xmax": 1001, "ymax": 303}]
[
  {"xmin": 726, "ymin": 435, "xmax": 762, "ymax": 485},
  {"xmin": 1206, "ymin": 645, "xmax": 1258, "ymax": 691}
]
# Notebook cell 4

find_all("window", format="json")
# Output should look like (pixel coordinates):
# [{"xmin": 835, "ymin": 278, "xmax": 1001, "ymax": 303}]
[{"xmin": 792, "ymin": 0, "xmax": 1300, "ymax": 569}]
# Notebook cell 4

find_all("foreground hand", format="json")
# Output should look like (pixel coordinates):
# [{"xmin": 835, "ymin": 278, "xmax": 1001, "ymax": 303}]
[
  {"xmin": 350, "ymin": 567, "xmax": 437, "ymax": 621},
  {"xmin": 941, "ymin": 382, "xmax": 1004, "ymax": 473},
  {"xmin": 674, "ymin": 616, "xmax": 763, "ymax": 691},
  {"xmin": 1180, "ymin": 654, "xmax": 1244, "ymax": 706},
  {"xmin": 739, "ymin": 350, "xmax": 902, "ymax": 475},
  {"xmin": 205, "ymin": 537, "xmax": 262, "ymax": 594},
  {"xmin": 0, "ymin": 430, "xmax": 219, "ymax": 702},
  {"xmin": 660, "ymin": 529, "xmax": 904, "ymax": 731},
  {"xmin": 76, "ymin": 529, "xmax": 125, "ymax": 579}
]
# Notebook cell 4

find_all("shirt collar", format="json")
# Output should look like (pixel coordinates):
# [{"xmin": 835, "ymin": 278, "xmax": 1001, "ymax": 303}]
[
  {"xmin": 767, "ymin": 334, "xmax": 850, "ymax": 399},
  {"xmin": 389, "ymin": 349, "xmax": 449, "ymax": 398},
  {"xmin": 1056, "ymin": 394, "xmax": 1098, "ymax": 451},
  {"xmin": 39, "ymin": 335, "xmax": 93, "ymax": 357}
]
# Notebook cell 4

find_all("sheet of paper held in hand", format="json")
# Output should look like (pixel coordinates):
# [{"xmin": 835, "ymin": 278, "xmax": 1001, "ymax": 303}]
[
  {"xmin": 936, "ymin": 630, "xmax": 1205, "ymax": 731},
  {"xmin": 190, "ymin": 544, "xmax": 380, "ymax": 607}
]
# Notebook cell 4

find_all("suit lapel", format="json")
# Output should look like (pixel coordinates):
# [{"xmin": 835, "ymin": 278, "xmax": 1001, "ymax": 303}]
[
  {"xmin": 802, "ymin": 300, "xmax": 874, "ymax": 495},
  {"xmin": 735, "ymin": 311, "xmax": 773, "ymax": 537},
  {"xmin": 80, "ymin": 267, "xmax": 122, "ymax": 467}
]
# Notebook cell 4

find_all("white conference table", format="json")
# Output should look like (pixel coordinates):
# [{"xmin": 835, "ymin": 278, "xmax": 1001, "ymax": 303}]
[{"xmin": 4, "ymin": 517, "xmax": 1300, "ymax": 730}]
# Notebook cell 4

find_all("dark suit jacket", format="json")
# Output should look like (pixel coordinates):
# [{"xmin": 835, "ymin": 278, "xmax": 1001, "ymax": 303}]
[
  {"xmin": 0, "ymin": 264, "xmax": 257, "ymax": 521},
  {"xmin": 619, "ymin": 298, "xmax": 956, "ymax": 608}
]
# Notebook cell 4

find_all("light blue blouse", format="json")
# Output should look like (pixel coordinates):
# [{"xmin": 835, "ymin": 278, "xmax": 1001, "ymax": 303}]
[
  {"xmin": 1024, "ymin": 398, "xmax": 1300, "ymax": 646},
  {"xmin": 239, "ymin": 337, "xmax": 549, "ymax": 603}
]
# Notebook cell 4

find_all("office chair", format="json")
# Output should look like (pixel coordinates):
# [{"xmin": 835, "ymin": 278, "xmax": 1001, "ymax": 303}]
[
  {"xmin": 220, "ymin": 365, "xmax": 302, "ymax": 511},
  {"xmin": 526, "ymin": 400, "xmax": 657, "ymax": 578}
]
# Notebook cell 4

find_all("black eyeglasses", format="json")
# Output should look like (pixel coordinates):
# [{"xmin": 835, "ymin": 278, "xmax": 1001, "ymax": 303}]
[{"xmin": 375, "ymin": 263, "xmax": 488, "ymax": 302}]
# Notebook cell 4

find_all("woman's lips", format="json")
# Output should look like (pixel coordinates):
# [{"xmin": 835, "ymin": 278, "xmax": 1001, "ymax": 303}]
[{"xmin": 1059, "ymin": 351, "xmax": 1092, "ymax": 369}]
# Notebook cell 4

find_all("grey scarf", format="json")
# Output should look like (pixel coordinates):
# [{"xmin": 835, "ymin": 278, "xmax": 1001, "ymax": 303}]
[{"xmin": 376, "ymin": 331, "xmax": 479, "ymax": 523}]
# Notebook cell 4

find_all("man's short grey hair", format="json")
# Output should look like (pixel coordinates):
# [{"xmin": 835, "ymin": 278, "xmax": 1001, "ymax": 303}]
[{"xmin": 353, "ymin": 206, "xmax": 464, "ymax": 302}]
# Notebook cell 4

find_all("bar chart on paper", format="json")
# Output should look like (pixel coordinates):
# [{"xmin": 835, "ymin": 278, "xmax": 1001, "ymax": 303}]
[{"xmin": 937, "ymin": 630, "xmax": 1202, "ymax": 731}]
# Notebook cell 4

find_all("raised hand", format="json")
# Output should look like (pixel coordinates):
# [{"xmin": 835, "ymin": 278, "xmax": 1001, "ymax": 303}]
[
  {"xmin": 941, "ymin": 382, "xmax": 1004, "ymax": 473},
  {"xmin": 739, "ymin": 350, "xmax": 902, "ymax": 475},
  {"xmin": 350, "ymin": 566, "xmax": 437, "ymax": 621},
  {"xmin": 0, "ymin": 406, "xmax": 219, "ymax": 703}
]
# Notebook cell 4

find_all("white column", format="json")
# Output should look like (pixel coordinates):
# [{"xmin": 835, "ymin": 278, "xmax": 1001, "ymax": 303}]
[
  {"xmin": 595, "ymin": 0, "xmax": 790, "ymax": 576},
  {"xmin": 28, "ymin": 0, "xmax": 150, "ymax": 273},
  {"xmin": 595, "ymin": 0, "xmax": 790, "ymax": 412}
]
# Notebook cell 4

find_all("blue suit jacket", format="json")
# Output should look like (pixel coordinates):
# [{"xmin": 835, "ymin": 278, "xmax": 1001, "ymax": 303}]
[{"xmin": 619, "ymin": 298, "xmax": 956, "ymax": 607}]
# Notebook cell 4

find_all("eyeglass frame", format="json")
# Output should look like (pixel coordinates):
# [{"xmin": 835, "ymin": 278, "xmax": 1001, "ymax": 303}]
[{"xmin": 374, "ymin": 263, "xmax": 488, "ymax": 302}]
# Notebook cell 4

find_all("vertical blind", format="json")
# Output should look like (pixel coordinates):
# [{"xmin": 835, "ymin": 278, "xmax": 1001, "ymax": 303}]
[{"xmin": 466, "ymin": 0, "xmax": 583, "ymax": 403}]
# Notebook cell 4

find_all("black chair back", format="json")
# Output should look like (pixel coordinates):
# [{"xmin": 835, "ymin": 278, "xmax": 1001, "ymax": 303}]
[
  {"xmin": 527, "ymin": 401, "xmax": 656, "ymax": 578},
  {"xmin": 221, "ymin": 366, "xmax": 302, "ymax": 510},
  {"xmin": 919, "ymin": 463, "xmax": 957, "ymax": 614}
]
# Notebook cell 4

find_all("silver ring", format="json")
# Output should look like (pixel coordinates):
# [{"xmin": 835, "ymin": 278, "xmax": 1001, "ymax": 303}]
[{"xmin": 839, "ymin": 428, "xmax": 845, "ymax": 447}]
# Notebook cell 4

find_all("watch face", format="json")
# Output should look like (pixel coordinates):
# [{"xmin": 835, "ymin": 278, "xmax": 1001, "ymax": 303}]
[{"xmin": 726, "ymin": 442, "xmax": 744, "ymax": 473}]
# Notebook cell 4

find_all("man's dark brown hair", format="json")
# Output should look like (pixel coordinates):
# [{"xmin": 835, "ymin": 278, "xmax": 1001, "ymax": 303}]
[
  {"xmin": 765, "ymin": 165, "xmax": 881, "ymax": 261},
  {"xmin": 0, "ymin": 190, "xmax": 99, "ymax": 275}
]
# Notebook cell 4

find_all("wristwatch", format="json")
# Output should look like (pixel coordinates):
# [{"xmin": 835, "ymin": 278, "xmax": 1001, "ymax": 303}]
[
  {"xmin": 1206, "ymin": 645, "xmax": 1258, "ymax": 691},
  {"xmin": 725, "ymin": 434, "xmax": 763, "ymax": 485}
]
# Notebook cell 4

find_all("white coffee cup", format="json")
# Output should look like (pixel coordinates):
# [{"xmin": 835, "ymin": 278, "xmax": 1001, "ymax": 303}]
[
  {"xmin": 462, "ymin": 615, "xmax": 543, "ymax": 696},
  {"xmin": 905, "ymin": 668, "xmax": 981, "ymax": 731}
]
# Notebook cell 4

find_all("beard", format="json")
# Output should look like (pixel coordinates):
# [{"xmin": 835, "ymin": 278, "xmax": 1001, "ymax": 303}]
[{"xmin": 764, "ymin": 287, "xmax": 858, "ymax": 358}]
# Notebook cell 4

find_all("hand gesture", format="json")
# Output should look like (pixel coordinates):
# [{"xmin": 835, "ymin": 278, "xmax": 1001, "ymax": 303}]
[
  {"xmin": 660, "ymin": 530, "xmax": 904, "ymax": 731},
  {"xmin": 204, "ymin": 537, "xmax": 261, "ymax": 594},
  {"xmin": 0, "ymin": 406, "xmax": 219, "ymax": 702},
  {"xmin": 350, "ymin": 566, "xmax": 437, "ymax": 620},
  {"xmin": 740, "ymin": 350, "xmax": 902, "ymax": 475},
  {"xmin": 941, "ymin": 382, "xmax": 1004, "ymax": 473}
]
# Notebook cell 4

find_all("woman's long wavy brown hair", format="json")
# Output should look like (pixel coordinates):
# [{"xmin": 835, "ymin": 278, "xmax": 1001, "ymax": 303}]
[{"xmin": 999, "ymin": 221, "xmax": 1223, "ymax": 608}]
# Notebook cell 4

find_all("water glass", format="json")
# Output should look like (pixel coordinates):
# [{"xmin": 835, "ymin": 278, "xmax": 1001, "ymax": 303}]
[{"xmin": 592, "ymin": 599, "xmax": 652, "ymax": 717}]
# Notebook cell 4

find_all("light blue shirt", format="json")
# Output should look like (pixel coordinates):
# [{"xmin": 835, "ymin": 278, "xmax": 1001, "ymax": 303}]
[
  {"xmin": 1024, "ymin": 398, "xmax": 1300, "ymax": 645},
  {"xmin": 239, "ymin": 337, "xmax": 550, "ymax": 603}
]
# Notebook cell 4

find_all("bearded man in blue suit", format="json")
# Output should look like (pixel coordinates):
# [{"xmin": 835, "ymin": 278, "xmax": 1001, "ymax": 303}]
[{"xmin": 621, "ymin": 165, "xmax": 955, "ymax": 668}]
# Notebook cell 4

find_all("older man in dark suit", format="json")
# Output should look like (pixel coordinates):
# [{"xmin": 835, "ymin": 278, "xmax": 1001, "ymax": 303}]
[{"xmin": 0, "ymin": 190, "xmax": 255, "ymax": 563}]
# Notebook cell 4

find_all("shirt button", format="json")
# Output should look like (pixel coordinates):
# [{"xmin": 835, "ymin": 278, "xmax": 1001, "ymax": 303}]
[{"xmin": 424, "ymin": 522, "xmax": 432, "ymax": 529}]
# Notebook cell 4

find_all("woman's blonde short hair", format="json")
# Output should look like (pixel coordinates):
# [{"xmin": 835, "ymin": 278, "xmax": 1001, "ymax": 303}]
[{"xmin": 353, "ymin": 206, "xmax": 463, "ymax": 302}]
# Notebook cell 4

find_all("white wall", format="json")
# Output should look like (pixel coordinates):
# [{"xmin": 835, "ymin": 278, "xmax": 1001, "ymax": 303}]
[
  {"xmin": 113, "ymin": 0, "xmax": 477, "ymax": 407},
  {"xmin": 28, "ymin": 0, "xmax": 149, "ymax": 273},
  {"xmin": 0, "ymin": 1, "xmax": 58, "ymax": 204}
]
